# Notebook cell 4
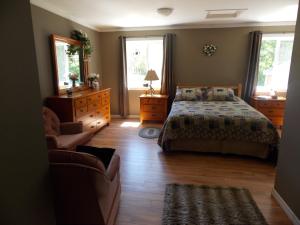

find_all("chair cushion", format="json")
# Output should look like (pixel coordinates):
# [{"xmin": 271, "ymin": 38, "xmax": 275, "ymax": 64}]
[
  {"xmin": 48, "ymin": 150, "xmax": 105, "ymax": 173},
  {"xmin": 57, "ymin": 131, "xmax": 93, "ymax": 150},
  {"xmin": 43, "ymin": 107, "xmax": 60, "ymax": 135}
]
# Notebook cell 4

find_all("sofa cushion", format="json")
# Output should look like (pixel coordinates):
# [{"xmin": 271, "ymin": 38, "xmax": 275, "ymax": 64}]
[{"xmin": 57, "ymin": 131, "xmax": 93, "ymax": 150}]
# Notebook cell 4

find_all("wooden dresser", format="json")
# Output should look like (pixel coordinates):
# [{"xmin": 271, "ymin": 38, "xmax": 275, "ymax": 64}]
[
  {"xmin": 250, "ymin": 96, "xmax": 286, "ymax": 127},
  {"xmin": 139, "ymin": 94, "xmax": 168, "ymax": 123},
  {"xmin": 46, "ymin": 88, "xmax": 111, "ymax": 133}
]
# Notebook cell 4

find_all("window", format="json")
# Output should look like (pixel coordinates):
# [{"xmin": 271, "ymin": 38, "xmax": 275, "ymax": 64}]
[
  {"xmin": 256, "ymin": 33, "xmax": 294, "ymax": 94},
  {"xmin": 126, "ymin": 37, "xmax": 163, "ymax": 89}
]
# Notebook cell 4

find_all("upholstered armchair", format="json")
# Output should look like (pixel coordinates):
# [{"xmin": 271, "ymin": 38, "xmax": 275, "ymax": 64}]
[
  {"xmin": 48, "ymin": 149, "xmax": 121, "ymax": 225},
  {"xmin": 42, "ymin": 107, "xmax": 93, "ymax": 150}
]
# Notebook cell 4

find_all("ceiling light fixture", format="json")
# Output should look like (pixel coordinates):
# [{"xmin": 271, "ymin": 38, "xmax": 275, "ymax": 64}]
[
  {"xmin": 157, "ymin": 7, "xmax": 174, "ymax": 16},
  {"xmin": 206, "ymin": 8, "xmax": 248, "ymax": 19}
]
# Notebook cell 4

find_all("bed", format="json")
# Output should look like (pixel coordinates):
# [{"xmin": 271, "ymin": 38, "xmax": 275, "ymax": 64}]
[{"xmin": 158, "ymin": 84, "xmax": 279, "ymax": 159}]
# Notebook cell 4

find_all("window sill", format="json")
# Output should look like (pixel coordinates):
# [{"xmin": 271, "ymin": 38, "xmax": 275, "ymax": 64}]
[{"xmin": 128, "ymin": 88, "xmax": 161, "ymax": 91}]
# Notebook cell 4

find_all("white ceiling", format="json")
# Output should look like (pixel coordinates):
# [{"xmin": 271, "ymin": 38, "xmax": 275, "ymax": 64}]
[{"xmin": 30, "ymin": 0, "xmax": 298, "ymax": 32}]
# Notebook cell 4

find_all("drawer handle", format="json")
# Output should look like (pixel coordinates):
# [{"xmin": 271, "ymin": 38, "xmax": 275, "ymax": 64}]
[
  {"xmin": 97, "ymin": 121, "xmax": 101, "ymax": 124},
  {"xmin": 90, "ymin": 114, "xmax": 94, "ymax": 117},
  {"xmin": 268, "ymin": 110, "xmax": 274, "ymax": 113},
  {"xmin": 91, "ymin": 126, "xmax": 95, "ymax": 128}
]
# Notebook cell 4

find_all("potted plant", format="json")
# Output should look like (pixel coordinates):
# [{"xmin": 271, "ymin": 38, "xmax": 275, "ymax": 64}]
[{"xmin": 66, "ymin": 30, "xmax": 93, "ymax": 59}]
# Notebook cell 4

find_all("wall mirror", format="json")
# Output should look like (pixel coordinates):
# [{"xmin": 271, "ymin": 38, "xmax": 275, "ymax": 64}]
[{"xmin": 51, "ymin": 34, "xmax": 87, "ymax": 95}]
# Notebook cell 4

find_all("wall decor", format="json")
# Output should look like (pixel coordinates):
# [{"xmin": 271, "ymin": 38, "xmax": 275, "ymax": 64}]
[
  {"xmin": 203, "ymin": 44, "xmax": 217, "ymax": 56},
  {"xmin": 66, "ymin": 30, "xmax": 93, "ymax": 58}
]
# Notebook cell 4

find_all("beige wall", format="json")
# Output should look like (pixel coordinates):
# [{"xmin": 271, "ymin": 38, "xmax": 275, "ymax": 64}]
[
  {"xmin": 1, "ymin": 1, "xmax": 55, "ymax": 224},
  {"xmin": 99, "ymin": 26, "xmax": 294, "ymax": 115},
  {"xmin": 274, "ymin": 4, "xmax": 300, "ymax": 220},
  {"xmin": 31, "ymin": 5, "xmax": 102, "ymax": 100}
]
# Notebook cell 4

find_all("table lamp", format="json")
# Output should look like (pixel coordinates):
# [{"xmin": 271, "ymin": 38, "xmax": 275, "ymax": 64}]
[{"xmin": 144, "ymin": 69, "xmax": 159, "ymax": 95}]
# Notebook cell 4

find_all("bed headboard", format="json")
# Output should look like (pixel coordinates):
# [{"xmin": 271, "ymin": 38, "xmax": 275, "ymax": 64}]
[{"xmin": 176, "ymin": 83, "xmax": 243, "ymax": 98}]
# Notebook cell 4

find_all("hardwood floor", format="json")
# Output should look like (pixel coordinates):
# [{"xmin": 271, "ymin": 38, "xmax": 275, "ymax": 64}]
[{"xmin": 87, "ymin": 119, "xmax": 292, "ymax": 225}]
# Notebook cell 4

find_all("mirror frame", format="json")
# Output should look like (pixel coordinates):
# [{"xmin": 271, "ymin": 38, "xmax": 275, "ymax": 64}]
[{"xmin": 50, "ymin": 34, "xmax": 88, "ymax": 95}]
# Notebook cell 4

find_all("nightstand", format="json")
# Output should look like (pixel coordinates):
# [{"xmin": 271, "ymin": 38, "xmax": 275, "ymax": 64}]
[
  {"xmin": 139, "ymin": 94, "xmax": 168, "ymax": 123},
  {"xmin": 250, "ymin": 96, "xmax": 286, "ymax": 128}
]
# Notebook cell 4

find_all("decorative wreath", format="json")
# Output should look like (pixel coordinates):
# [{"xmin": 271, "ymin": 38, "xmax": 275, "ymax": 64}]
[{"xmin": 203, "ymin": 44, "xmax": 217, "ymax": 56}]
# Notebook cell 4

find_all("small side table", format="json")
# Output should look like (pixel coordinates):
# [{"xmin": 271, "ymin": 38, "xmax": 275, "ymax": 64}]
[
  {"xmin": 250, "ymin": 96, "xmax": 286, "ymax": 128},
  {"xmin": 139, "ymin": 94, "xmax": 168, "ymax": 123}
]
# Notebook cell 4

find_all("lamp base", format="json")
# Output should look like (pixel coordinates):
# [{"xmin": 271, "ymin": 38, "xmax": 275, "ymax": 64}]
[{"xmin": 149, "ymin": 87, "xmax": 155, "ymax": 95}]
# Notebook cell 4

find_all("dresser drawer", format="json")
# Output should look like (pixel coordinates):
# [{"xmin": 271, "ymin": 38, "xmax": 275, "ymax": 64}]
[
  {"xmin": 142, "ymin": 112, "xmax": 164, "ymax": 121},
  {"xmin": 143, "ymin": 104, "xmax": 163, "ymax": 113},
  {"xmin": 141, "ymin": 98, "xmax": 165, "ymax": 105},
  {"xmin": 75, "ymin": 98, "xmax": 87, "ymax": 108},
  {"xmin": 84, "ymin": 121, "xmax": 98, "ymax": 132},
  {"xmin": 76, "ymin": 112, "xmax": 95, "ymax": 125},
  {"xmin": 101, "ymin": 105, "xmax": 110, "ymax": 114},
  {"xmin": 270, "ymin": 101, "xmax": 285, "ymax": 108},
  {"xmin": 257, "ymin": 101, "xmax": 271, "ymax": 108},
  {"xmin": 87, "ymin": 102, "xmax": 100, "ymax": 112},
  {"xmin": 259, "ymin": 108, "xmax": 284, "ymax": 117},
  {"xmin": 102, "ymin": 96, "xmax": 110, "ymax": 106},
  {"xmin": 75, "ymin": 106, "xmax": 87, "ymax": 117},
  {"xmin": 86, "ymin": 94, "xmax": 99, "ymax": 105}
]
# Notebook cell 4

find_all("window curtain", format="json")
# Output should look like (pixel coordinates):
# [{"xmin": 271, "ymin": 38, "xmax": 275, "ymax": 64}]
[
  {"xmin": 119, "ymin": 36, "xmax": 129, "ymax": 117},
  {"xmin": 160, "ymin": 33, "xmax": 175, "ymax": 111},
  {"xmin": 243, "ymin": 31, "xmax": 262, "ymax": 103}
]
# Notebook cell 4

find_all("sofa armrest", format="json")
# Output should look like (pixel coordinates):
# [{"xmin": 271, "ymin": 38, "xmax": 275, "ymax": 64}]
[
  {"xmin": 60, "ymin": 122, "xmax": 83, "ymax": 135},
  {"xmin": 106, "ymin": 154, "xmax": 120, "ymax": 181},
  {"xmin": 46, "ymin": 135, "xmax": 58, "ymax": 149}
]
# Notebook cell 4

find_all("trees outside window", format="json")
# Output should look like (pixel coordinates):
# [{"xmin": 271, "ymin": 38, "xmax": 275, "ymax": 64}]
[{"xmin": 256, "ymin": 34, "xmax": 294, "ymax": 94}]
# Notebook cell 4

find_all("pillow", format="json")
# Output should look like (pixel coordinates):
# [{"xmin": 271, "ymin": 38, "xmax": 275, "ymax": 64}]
[
  {"xmin": 207, "ymin": 87, "xmax": 235, "ymax": 101},
  {"xmin": 174, "ymin": 87, "xmax": 203, "ymax": 101}
]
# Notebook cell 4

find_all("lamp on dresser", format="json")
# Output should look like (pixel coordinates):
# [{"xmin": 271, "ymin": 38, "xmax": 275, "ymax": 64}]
[{"xmin": 144, "ymin": 69, "xmax": 159, "ymax": 95}]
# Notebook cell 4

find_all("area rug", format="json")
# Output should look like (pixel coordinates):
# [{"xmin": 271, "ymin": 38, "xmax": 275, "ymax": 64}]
[
  {"xmin": 162, "ymin": 184, "xmax": 268, "ymax": 225},
  {"xmin": 138, "ymin": 127, "xmax": 161, "ymax": 139}
]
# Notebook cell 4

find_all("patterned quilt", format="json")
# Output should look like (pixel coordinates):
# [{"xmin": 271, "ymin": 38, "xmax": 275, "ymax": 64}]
[{"xmin": 158, "ymin": 98, "xmax": 279, "ymax": 150}]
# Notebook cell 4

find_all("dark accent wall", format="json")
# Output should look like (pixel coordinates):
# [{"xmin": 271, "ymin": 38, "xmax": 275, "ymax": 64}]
[
  {"xmin": 274, "ymin": 4, "xmax": 300, "ymax": 220},
  {"xmin": 0, "ymin": 1, "xmax": 55, "ymax": 224},
  {"xmin": 30, "ymin": 5, "xmax": 102, "ymax": 99},
  {"xmin": 99, "ymin": 26, "xmax": 295, "ymax": 115}
]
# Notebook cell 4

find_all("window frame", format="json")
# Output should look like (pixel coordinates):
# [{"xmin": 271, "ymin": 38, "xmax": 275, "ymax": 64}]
[
  {"xmin": 125, "ymin": 36, "xmax": 164, "ymax": 91},
  {"xmin": 255, "ymin": 32, "xmax": 294, "ymax": 95}
]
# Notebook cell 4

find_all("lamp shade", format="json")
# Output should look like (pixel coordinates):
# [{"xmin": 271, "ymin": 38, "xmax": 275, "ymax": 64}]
[{"xmin": 144, "ymin": 69, "xmax": 159, "ymax": 81}]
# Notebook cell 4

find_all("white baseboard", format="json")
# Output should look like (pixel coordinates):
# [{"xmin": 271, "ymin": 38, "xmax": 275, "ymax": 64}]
[
  {"xmin": 272, "ymin": 188, "xmax": 300, "ymax": 225},
  {"xmin": 111, "ymin": 114, "xmax": 139, "ymax": 119}
]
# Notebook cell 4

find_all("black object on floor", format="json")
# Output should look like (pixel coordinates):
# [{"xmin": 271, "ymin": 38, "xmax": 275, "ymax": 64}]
[{"xmin": 77, "ymin": 145, "xmax": 115, "ymax": 169}]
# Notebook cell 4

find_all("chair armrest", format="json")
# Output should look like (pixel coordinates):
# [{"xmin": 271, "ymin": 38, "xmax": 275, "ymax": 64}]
[
  {"xmin": 46, "ymin": 135, "xmax": 58, "ymax": 149},
  {"xmin": 60, "ymin": 122, "xmax": 83, "ymax": 135},
  {"xmin": 106, "ymin": 154, "xmax": 120, "ymax": 181}
]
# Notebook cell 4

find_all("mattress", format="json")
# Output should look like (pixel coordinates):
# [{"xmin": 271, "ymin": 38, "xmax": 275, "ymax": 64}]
[{"xmin": 158, "ymin": 97, "xmax": 279, "ymax": 154}]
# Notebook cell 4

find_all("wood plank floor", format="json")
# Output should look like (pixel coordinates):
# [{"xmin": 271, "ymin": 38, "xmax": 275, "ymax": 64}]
[{"xmin": 87, "ymin": 119, "xmax": 292, "ymax": 225}]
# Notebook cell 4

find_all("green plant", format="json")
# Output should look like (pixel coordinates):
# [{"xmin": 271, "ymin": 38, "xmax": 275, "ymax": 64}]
[{"xmin": 67, "ymin": 30, "xmax": 93, "ymax": 58}]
